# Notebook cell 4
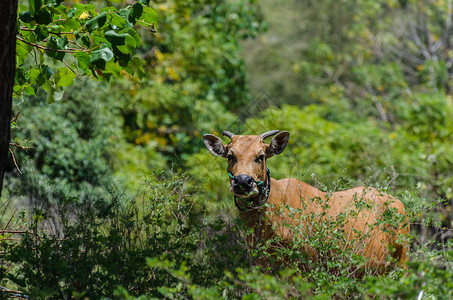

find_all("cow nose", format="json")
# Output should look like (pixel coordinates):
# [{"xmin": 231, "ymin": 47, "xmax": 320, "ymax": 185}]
[{"xmin": 234, "ymin": 174, "xmax": 254, "ymax": 189}]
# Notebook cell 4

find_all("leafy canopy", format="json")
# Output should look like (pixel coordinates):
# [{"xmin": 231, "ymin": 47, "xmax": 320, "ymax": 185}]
[{"xmin": 15, "ymin": 0, "xmax": 157, "ymax": 102}]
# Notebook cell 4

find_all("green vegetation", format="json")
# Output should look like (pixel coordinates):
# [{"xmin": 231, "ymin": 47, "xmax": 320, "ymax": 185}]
[
  {"xmin": 14, "ymin": 0, "xmax": 157, "ymax": 102},
  {"xmin": 1, "ymin": 0, "xmax": 452, "ymax": 298}
]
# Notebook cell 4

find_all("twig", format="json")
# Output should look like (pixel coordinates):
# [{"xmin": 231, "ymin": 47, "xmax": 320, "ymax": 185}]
[
  {"xmin": 8, "ymin": 143, "xmax": 32, "ymax": 151},
  {"xmin": 365, "ymin": 82, "xmax": 389, "ymax": 123},
  {"xmin": 3, "ymin": 209, "xmax": 18, "ymax": 231},
  {"xmin": 68, "ymin": 39, "xmax": 85, "ymax": 50},
  {"xmin": 21, "ymin": 26, "xmax": 92, "ymax": 51},
  {"xmin": 20, "ymin": 26, "xmax": 74, "ymax": 35},
  {"xmin": 63, "ymin": 59, "xmax": 83, "ymax": 81},
  {"xmin": 10, "ymin": 111, "xmax": 21, "ymax": 124},
  {"xmin": 8, "ymin": 149, "xmax": 22, "ymax": 175},
  {"xmin": 0, "ymin": 286, "xmax": 28, "ymax": 299},
  {"xmin": 0, "ymin": 230, "xmax": 30, "ymax": 234},
  {"xmin": 16, "ymin": 35, "xmax": 96, "ymax": 53}
]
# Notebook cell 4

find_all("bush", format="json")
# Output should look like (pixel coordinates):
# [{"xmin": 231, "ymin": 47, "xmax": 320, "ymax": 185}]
[
  {"xmin": 1, "ymin": 172, "xmax": 250, "ymax": 298},
  {"xmin": 2, "ymin": 171, "xmax": 453, "ymax": 299},
  {"xmin": 364, "ymin": 244, "xmax": 453, "ymax": 299},
  {"xmin": 6, "ymin": 79, "xmax": 167, "ymax": 202}
]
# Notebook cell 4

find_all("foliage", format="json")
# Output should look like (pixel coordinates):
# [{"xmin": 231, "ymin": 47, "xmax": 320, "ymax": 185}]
[
  {"xmin": 252, "ymin": 194, "xmax": 409, "ymax": 298},
  {"xmin": 1, "ymin": 173, "xmax": 248, "ymax": 298},
  {"xmin": 109, "ymin": 0, "xmax": 264, "ymax": 164},
  {"xmin": 0, "ymin": 173, "xmax": 419, "ymax": 299},
  {"xmin": 15, "ymin": 0, "xmax": 157, "ymax": 102},
  {"xmin": 7, "ymin": 79, "xmax": 167, "ymax": 200},
  {"xmin": 2, "ymin": 0, "xmax": 453, "ymax": 298},
  {"xmin": 245, "ymin": 0, "xmax": 453, "ymax": 120},
  {"xmin": 7, "ymin": 0, "xmax": 265, "ymax": 204},
  {"xmin": 364, "ymin": 243, "xmax": 453, "ymax": 299},
  {"xmin": 189, "ymin": 97, "xmax": 453, "ymax": 223}
]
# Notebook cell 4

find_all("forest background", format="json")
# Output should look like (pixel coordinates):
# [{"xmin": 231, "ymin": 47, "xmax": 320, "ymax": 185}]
[{"xmin": 1, "ymin": 0, "xmax": 453, "ymax": 298}]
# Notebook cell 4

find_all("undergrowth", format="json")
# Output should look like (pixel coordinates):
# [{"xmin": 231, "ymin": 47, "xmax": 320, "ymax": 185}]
[{"xmin": 0, "ymin": 172, "xmax": 452, "ymax": 299}]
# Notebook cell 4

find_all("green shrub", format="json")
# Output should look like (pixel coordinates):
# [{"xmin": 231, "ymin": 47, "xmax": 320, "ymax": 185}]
[
  {"xmin": 364, "ymin": 243, "xmax": 453, "ymax": 299},
  {"xmin": 1, "ymin": 172, "xmax": 250, "ymax": 298},
  {"xmin": 2, "ymin": 172, "xmax": 452, "ymax": 299},
  {"xmin": 6, "ymin": 79, "xmax": 167, "ymax": 201}
]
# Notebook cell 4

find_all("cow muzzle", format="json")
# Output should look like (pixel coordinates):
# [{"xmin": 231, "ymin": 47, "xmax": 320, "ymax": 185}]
[{"xmin": 230, "ymin": 174, "xmax": 259, "ymax": 197}]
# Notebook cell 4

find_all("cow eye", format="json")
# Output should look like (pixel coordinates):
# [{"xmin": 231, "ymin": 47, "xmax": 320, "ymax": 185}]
[{"xmin": 255, "ymin": 154, "xmax": 265, "ymax": 163}]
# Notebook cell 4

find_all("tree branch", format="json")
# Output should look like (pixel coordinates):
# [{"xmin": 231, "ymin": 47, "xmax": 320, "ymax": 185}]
[
  {"xmin": 16, "ymin": 35, "xmax": 96, "ymax": 53},
  {"xmin": 19, "ymin": 26, "xmax": 74, "ymax": 35},
  {"xmin": 8, "ymin": 148, "xmax": 22, "ymax": 175},
  {"xmin": 0, "ymin": 286, "xmax": 28, "ymax": 299}
]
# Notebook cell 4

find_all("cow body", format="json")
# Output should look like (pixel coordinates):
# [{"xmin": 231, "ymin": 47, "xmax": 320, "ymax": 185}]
[{"xmin": 203, "ymin": 131, "xmax": 409, "ymax": 271}]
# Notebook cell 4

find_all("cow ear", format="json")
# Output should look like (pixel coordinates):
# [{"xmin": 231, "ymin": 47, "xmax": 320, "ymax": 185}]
[
  {"xmin": 267, "ymin": 131, "xmax": 290, "ymax": 157},
  {"xmin": 203, "ymin": 134, "xmax": 228, "ymax": 157}
]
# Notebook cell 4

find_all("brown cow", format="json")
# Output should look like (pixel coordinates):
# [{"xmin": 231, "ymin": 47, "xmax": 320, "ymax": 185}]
[{"xmin": 203, "ymin": 130, "xmax": 409, "ymax": 272}]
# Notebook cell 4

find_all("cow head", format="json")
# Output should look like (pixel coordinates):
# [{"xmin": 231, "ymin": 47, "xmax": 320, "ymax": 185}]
[{"xmin": 203, "ymin": 131, "xmax": 290, "ymax": 198}]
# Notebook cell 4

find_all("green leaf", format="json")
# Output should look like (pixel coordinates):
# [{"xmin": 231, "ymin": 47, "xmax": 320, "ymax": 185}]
[
  {"xmin": 105, "ymin": 30, "xmax": 127, "ymax": 45},
  {"xmin": 16, "ymin": 40, "xmax": 32, "ymax": 65},
  {"xmin": 19, "ymin": 11, "xmax": 35, "ymax": 23},
  {"xmin": 137, "ymin": 6, "xmax": 157, "ymax": 26},
  {"xmin": 117, "ymin": 34, "xmax": 136, "ymax": 54},
  {"xmin": 119, "ymin": 8, "xmax": 134, "ymax": 27},
  {"xmin": 48, "ymin": 86, "xmax": 65, "ymax": 103},
  {"xmin": 73, "ymin": 3, "xmax": 84, "ymax": 11},
  {"xmin": 109, "ymin": 13, "xmax": 127, "ymax": 28},
  {"xmin": 18, "ymin": 4, "xmax": 28, "ymax": 13},
  {"xmin": 21, "ymin": 27, "xmax": 37, "ymax": 43},
  {"xmin": 36, "ymin": 64, "xmax": 54, "ymax": 86},
  {"xmin": 61, "ymin": 19, "xmax": 81, "ymax": 32},
  {"xmin": 129, "ymin": 3, "xmax": 143, "ymax": 23},
  {"xmin": 81, "ymin": 35, "xmax": 91, "ymax": 48},
  {"xmin": 36, "ymin": 8, "xmax": 52, "ymax": 25},
  {"xmin": 16, "ymin": 85, "xmax": 27, "ymax": 97},
  {"xmin": 29, "ymin": 68, "xmax": 41, "ymax": 85},
  {"xmin": 85, "ymin": 4, "xmax": 96, "ymax": 13},
  {"xmin": 15, "ymin": 66, "xmax": 29, "ymax": 85},
  {"xmin": 75, "ymin": 52, "xmax": 91, "ymax": 74},
  {"xmin": 137, "ymin": 0, "xmax": 150, "ymax": 5},
  {"xmin": 105, "ymin": 60, "xmax": 123, "ymax": 78},
  {"xmin": 124, "ymin": 34, "xmax": 137, "ymax": 48},
  {"xmin": 29, "ymin": 64, "xmax": 53, "ymax": 86},
  {"xmin": 35, "ymin": 25, "xmax": 49, "ymax": 42},
  {"xmin": 23, "ymin": 85, "xmax": 37, "ymax": 96},
  {"xmin": 100, "ymin": 6, "xmax": 118, "ymax": 13},
  {"xmin": 49, "ymin": 5, "xmax": 67, "ymax": 15},
  {"xmin": 91, "ymin": 34, "xmax": 108, "ymax": 46},
  {"xmin": 67, "ymin": 7, "xmax": 77, "ymax": 18},
  {"xmin": 55, "ymin": 67, "xmax": 76, "ymax": 87},
  {"xmin": 44, "ymin": 0, "xmax": 64, "ymax": 7},
  {"xmin": 46, "ymin": 36, "xmax": 67, "ymax": 60},
  {"xmin": 29, "ymin": 0, "xmax": 42, "ymax": 16},
  {"xmin": 42, "ymin": 64, "xmax": 54, "ymax": 77},
  {"xmin": 125, "ymin": 28, "xmax": 141, "ymax": 47},
  {"xmin": 90, "ymin": 47, "xmax": 114, "ymax": 69},
  {"xmin": 86, "ymin": 11, "xmax": 107, "ymax": 31},
  {"xmin": 130, "ymin": 56, "xmax": 145, "ymax": 79},
  {"xmin": 111, "ymin": 47, "xmax": 131, "ymax": 64},
  {"xmin": 13, "ymin": 83, "xmax": 21, "ymax": 94}
]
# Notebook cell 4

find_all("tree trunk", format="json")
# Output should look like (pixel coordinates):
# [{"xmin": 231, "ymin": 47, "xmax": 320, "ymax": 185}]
[{"xmin": 0, "ymin": 0, "xmax": 18, "ymax": 197}]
